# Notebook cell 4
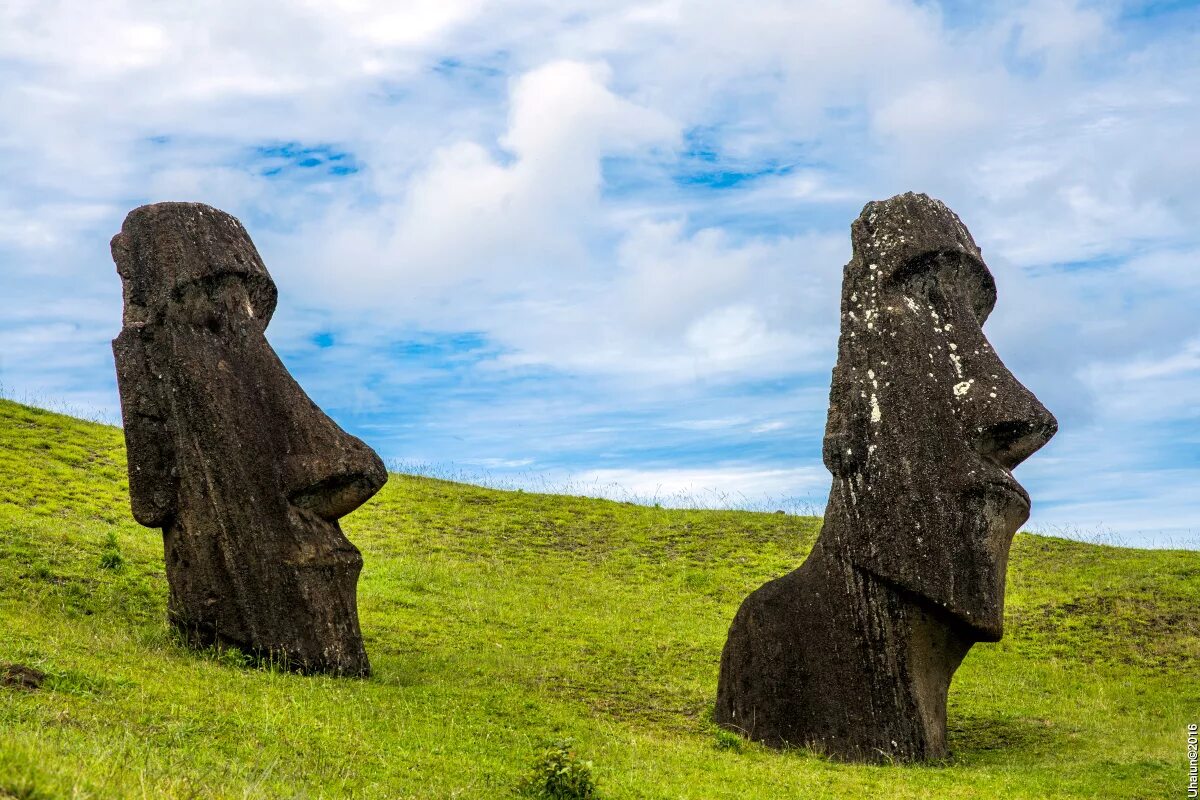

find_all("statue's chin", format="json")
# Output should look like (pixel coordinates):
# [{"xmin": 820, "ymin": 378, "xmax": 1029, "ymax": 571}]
[
  {"xmin": 952, "ymin": 604, "xmax": 1004, "ymax": 643},
  {"xmin": 862, "ymin": 565, "xmax": 1005, "ymax": 643},
  {"xmin": 937, "ymin": 484, "xmax": 1030, "ymax": 642}
]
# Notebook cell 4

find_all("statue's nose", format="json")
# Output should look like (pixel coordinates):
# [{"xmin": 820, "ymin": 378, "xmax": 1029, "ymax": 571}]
[
  {"xmin": 276, "ymin": 380, "xmax": 388, "ymax": 521},
  {"xmin": 286, "ymin": 430, "xmax": 388, "ymax": 521},
  {"xmin": 965, "ymin": 364, "xmax": 1057, "ymax": 470}
]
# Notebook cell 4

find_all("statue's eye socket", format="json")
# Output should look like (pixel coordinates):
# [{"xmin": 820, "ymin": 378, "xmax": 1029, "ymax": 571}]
[{"xmin": 891, "ymin": 250, "xmax": 996, "ymax": 323}]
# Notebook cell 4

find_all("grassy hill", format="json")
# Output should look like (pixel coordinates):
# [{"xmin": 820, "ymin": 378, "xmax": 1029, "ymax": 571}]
[{"xmin": 0, "ymin": 398, "xmax": 1196, "ymax": 799}]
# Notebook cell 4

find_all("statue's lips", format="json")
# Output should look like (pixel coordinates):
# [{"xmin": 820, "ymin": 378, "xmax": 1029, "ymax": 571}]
[{"xmin": 981, "ymin": 475, "xmax": 1031, "ymax": 511}]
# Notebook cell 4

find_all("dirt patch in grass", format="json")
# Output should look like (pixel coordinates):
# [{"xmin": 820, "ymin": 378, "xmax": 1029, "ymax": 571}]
[
  {"xmin": 547, "ymin": 676, "xmax": 710, "ymax": 733},
  {"xmin": 1, "ymin": 663, "xmax": 45, "ymax": 690},
  {"xmin": 1008, "ymin": 593, "xmax": 1200, "ymax": 671},
  {"xmin": 0, "ymin": 783, "xmax": 53, "ymax": 800}
]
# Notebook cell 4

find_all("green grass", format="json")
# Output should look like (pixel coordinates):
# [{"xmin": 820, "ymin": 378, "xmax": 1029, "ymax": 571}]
[{"xmin": 0, "ymin": 397, "xmax": 1196, "ymax": 799}]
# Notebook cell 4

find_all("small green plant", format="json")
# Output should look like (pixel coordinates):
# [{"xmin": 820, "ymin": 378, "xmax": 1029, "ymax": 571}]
[
  {"xmin": 519, "ymin": 739, "xmax": 600, "ymax": 800},
  {"xmin": 713, "ymin": 728, "xmax": 744, "ymax": 752},
  {"xmin": 216, "ymin": 645, "xmax": 251, "ymax": 669},
  {"xmin": 98, "ymin": 531, "xmax": 124, "ymax": 570}
]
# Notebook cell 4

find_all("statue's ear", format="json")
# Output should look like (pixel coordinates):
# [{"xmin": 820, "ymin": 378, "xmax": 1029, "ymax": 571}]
[
  {"xmin": 113, "ymin": 328, "xmax": 178, "ymax": 528},
  {"xmin": 822, "ymin": 378, "xmax": 868, "ymax": 479}
]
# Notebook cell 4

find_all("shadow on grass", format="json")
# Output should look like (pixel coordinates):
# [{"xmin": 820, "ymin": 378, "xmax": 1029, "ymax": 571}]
[{"xmin": 948, "ymin": 714, "xmax": 1061, "ymax": 758}]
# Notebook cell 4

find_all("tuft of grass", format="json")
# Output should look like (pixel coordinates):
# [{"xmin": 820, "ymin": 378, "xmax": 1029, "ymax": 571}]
[
  {"xmin": 713, "ymin": 727, "xmax": 744, "ymax": 752},
  {"xmin": 0, "ymin": 398, "xmax": 1196, "ymax": 799},
  {"xmin": 98, "ymin": 532, "xmax": 124, "ymax": 571}
]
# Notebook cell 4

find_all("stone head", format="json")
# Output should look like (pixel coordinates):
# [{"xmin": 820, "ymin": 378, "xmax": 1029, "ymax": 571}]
[
  {"xmin": 112, "ymin": 202, "xmax": 385, "ymax": 528},
  {"xmin": 821, "ymin": 193, "xmax": 1056, "ymax": 640}
]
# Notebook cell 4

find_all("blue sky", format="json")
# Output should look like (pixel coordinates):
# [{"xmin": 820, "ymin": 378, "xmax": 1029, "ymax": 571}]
[{"xmin": 1, "ymin": 0, "xmax": 1198, "ymax": 547}]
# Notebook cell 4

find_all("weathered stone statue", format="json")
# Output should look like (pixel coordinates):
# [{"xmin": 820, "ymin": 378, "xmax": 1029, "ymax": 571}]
[
  {"xmin": 715, "ymin": 193, "xmax": 1057, "ymax": 762},
  {"xmin": 111, "ymin": 202, "xmax": 386, "ymax": 676}
]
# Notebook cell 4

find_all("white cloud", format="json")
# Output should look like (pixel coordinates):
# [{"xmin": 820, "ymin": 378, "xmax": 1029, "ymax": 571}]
[
  {"xmin": 1008, "ymin": 0, "xmax": 1109, "ymax": 63},
  {"xmin": 872, "ymin": 78, "xmax": 994, "ymax": 143},
  {"xmin": 300, "ymin": 0, "xmax": 486, "ymax": 49},
  {"xmin": 285, "ymin": 59, "xmax": 678, "ymax": 305},
  {"xmin": 560, "ymin": 465, "xmax": 828, "ymax": 510}
]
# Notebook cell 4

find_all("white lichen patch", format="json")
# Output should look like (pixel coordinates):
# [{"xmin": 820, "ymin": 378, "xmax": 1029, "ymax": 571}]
[
  {"xmin": 953, "ymin": 380, "xmax": 974, "ymax": 397},
  {"xmin": 869, "ymin": 393, "xmax": 882, "ymax": 423},
  {"xmin": 949, "ymin": 352, "xmax": 964, "ymax": 377},
  {"xmin": 948, "ymin": 342, "xmax": 957, "ymax": 351},
  {"xmin": 905, "ymin": 297, "xmax": 920, "ymax": 313}
]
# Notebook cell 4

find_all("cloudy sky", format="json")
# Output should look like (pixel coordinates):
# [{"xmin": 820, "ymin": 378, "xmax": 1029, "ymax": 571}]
[{"xmin": 2, "ymin": 0, "xmax": 1197, "ymax": 547}]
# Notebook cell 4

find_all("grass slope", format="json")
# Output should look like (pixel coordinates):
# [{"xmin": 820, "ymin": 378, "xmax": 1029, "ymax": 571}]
[{"xmin": 0, "ymin": 398, "xmax": 1196, "ymax": 799}]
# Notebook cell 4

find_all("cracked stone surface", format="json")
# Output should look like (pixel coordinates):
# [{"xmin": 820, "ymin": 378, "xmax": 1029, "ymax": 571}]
[
  {"xmin": 715, "ymin": 192, "xmax": 1058, "ymax": 762},
  {"xmin": 111, "ymin": 202, "xmax": 386, "ymax": 676}
]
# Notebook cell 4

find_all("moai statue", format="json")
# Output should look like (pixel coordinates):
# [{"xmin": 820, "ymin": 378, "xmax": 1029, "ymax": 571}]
[
  {"xmin": 111, "ymin": 202, "xmax": 386, "ymax": 676},
  {"xmin": 715, "ymin": 193, "xmax": 1057, "ymax": 762}
]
